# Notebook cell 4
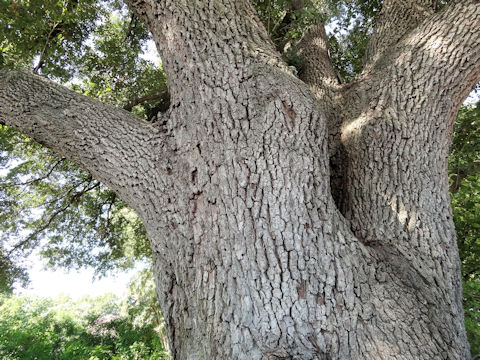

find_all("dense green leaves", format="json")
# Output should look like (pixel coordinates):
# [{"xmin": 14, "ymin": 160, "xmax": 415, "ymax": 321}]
[
  {"xmin": 447, "ymin": 102, "xmax": 480, "ymax": 356},
  {"xmin": 0, "ymin": 283, "xmax": 169, "ymax": 359},
  {"xmin": 0, "ymin": 0, "xmax": 113, "ymax": 80},
  {"xmin": 252, "ymin": 0, "xmax": 336, "ymax": 48},
  {"xmin": 450, "ymin": 104, "xmax": 480, "ymax": 198},
  {"xmin": 454, "ymin": 173, "xmax": 480, "ymax": 281},
  {"xmin": 70, "ymin": 9, "xmax": 168, "ymax": 117},
  {"xmin": 464, "ymin": 280, "xmax": 480, "ymax": 357},
  {"xmin": 251, "ymin": 0, "xmax": 380, "ymax": 80},
  {"xmin": 0, "ymin": 124, "xmax": 151, "ymax": 286},
  {"xmin": 449, "ymin": 103, "xmax": 480, "ymax": 282}
]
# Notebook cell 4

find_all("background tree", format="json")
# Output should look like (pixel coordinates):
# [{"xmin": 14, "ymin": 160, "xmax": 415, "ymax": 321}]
[
  {"xmin": 1, "ymin": 0, "xmax": 480, "ymax": 359},
  {"xmin": 449, "ymin": 102, "xmax": 480, "ymax": 355},
  {"xmin": 0, "ymin": 283, "xmax": 170, "ymax": 359}
]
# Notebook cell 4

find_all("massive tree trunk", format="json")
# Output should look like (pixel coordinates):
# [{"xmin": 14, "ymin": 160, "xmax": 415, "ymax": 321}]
[{"xmin": 1, "ymin": 0, "xmax": 480, "ymax": 358}]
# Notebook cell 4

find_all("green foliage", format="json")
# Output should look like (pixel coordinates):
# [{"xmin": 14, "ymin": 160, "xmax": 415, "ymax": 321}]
[
  {"xmin": 71, "ymin": 10, "xmax": 167, "ymax": 115},
  {"xmin": 0, "ymin": 125, "xmax": 151, "ymax": 284},
  {"xmin": 252, "ymin": 0, "xmax": 344, "ymax": 50},
  {"xmin": 450, "ymin": 103, "xmax": 480, "ymax": 281},
  {"xmin": 250, "ymin": 0, "xmax": 381, "ymax": 80},
  {"xmin": 0, "ymin": 0, "xmax": 116, "ymax": 80},
  {"xmin": 252, "ymin": 0, "xmax": 336, "ymax": 74},
  {"xmin": 121, "ymin": 268, "xmax": 170, "ymax": 352},
  {"xmin": 0, "ymin": 247, "xmax": 28, "ymax": 293},
  {"xmin": 0, "ymin": 0, "xmax": 166, "ymax": 290},
  {"xmin": 447, "ymin": 101, "xmax": 480, "ymax": 356},
  {"xmin": 0, "ymin": 290, "xmax": 169, "ymax": 359},
  {"xmin": 450, "ymin": 103, "xmax": 480, "ymax": 198},
  {"xmin": 326, "ymin": 0, "xmax": 380, "ymax": 81},
  {"xmin": 463, "ymin": 281, "xmax": 480, "ymax": 357},
  {"xmin": 454, "ymin": 173, "xmax": 480, "ymax": 280}
]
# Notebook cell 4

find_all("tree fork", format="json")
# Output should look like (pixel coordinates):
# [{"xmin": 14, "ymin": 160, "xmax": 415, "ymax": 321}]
[{"xmin": 1, "ymin": 0, "xmax": 480, "ymax": 358}]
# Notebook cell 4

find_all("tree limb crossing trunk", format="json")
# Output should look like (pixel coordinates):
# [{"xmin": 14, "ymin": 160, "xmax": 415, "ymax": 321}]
[{"xmin": 2, "ymin": 0, "xmax": 480, "ymax": 358}]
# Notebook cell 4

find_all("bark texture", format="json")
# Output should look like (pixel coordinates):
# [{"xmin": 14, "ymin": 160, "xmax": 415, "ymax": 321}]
[{"xmin": 1, "ymin": 0, "xmax": 480, "ymax": 359}]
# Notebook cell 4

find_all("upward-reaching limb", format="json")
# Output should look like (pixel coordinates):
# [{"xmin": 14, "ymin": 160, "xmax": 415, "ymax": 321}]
[
  {"xmin": 363, "ymin": 0, "xmax": 437, "ymax": 70},
  {"xmin": 331, "ymin": 5, "xmax": 480, "ymax": 356},
  {"xmin": 341, "ymin": 0, "xmax": 480, "ymax": 243}
]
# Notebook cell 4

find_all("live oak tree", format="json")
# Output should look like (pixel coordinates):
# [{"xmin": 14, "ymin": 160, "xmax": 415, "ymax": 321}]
[{"xmin": 1, "ymin": 0, "xmax": 480, "ymax": 359}]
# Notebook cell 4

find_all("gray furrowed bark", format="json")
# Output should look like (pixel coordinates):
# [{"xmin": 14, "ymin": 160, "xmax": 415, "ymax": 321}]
[
  {"xmin": 0, "ymin": 69, "xmax": 174, "ymax": 215},
  {"xmin": 364, "ymin": 0, "xmax": 437, "ymax": 69},
  {"xmin": 2, "ymin": 0, "xmax": 480, "ymax": 358}
]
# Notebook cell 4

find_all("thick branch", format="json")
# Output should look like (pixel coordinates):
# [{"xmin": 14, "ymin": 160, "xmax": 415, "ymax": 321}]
[
  {"xmin": 364, "ymin": 0, "xmax": 436, "ymax": 69},
  {"xmin": 296, "ymin": 22, "xmax": 343, "ymax": 136},
  {"xmin": 297, "ymin": 22, "xmax": 341, "ymax": 93},
  {"xmin": 124, "ymin": 0, "xmax": 286, "ymax": 101},
  {"xmin": 416, "ymin": 0, "xmax": 480, "ymax": 107},
  {"xmin": 323, "ymin": 2, "xmax": 480, "ymax": 329},
  {"xmin": 275, "ymin": 0, "xmax": 305, "ymax": 51},
  {"xmin": 296, "ymin": 23, "xmax": 350, "ymax": 212},
  {"xmin": 369, "ymin": 0, "xmax": 480, "ymax": 112},
  {"xmin": 339, "ymin": 0, "xmax": 480, "ymax": 235},
  {"xmin": 0, "ymin": 70, "xmax": 171, "ymax": 207}
]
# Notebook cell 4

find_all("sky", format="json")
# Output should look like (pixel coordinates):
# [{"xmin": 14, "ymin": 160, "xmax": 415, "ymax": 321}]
[
  {"xmin": 0, "ymin": 161, "xmax": 134, "ymax": 300},
  {"xmin": 15, "ymin": 257, "xmax": 137, "ymax": 299}
]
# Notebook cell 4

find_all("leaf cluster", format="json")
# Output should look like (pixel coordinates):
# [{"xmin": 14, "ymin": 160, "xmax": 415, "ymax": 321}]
[
  {"xmin": 320, "ymin": 0, "xmax": 382, "ymax": 81},
  {"xmin": 463, "ymin": 280, "xmax": 480, "ymax": 357},
  {"xmin": 250, "ymin": 0, "xmax": 382, "ymax": 80},
  {"xmin": 0, "ymin": 289, "xmax": 169, "ymax": 359},
  {"xmin": 0, "ymin": 0, "xmax": 114, "ymax": 79},
  {"xmin": 449, "ymin": 103, "xmax": 480, "ymax": 281},
  {"xmin": 447, "ymin": 101, "xmax": 480, "ymax": 357},
  {"xmin": 252, "ymin": 0, "xmax": 336, "ymax": 48},
  {"xmin": 0, "ymin": 124, "xmax": 151, "ymax": 288}
]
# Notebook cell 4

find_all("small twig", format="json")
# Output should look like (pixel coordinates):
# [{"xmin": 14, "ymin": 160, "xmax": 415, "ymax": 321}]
[
  {"xmin": 7, "ymin": 180, "xmax": 100, "ymax": 256},
  {"xmin": 103, "ymin": 192, "xmax": 117, "ymax": 231},
  {"xmin": 0, "ymin": 158, "xmax": 65, "ymax": 188},
  {"xmin": 33, "ymin": 21, "xmax": 63, "ymax": 73}
]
